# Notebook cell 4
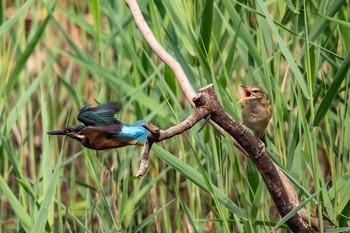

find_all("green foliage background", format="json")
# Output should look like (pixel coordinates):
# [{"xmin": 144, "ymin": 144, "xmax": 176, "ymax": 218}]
[{"xmin": 0, "ymin": 0, "xmax": 349, "ymax": 232}]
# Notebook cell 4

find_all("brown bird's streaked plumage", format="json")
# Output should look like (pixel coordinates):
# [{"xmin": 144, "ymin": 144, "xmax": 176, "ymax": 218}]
[{"xmin": 238, "ymin": 85, "xmax": 272, "ymax": 144}]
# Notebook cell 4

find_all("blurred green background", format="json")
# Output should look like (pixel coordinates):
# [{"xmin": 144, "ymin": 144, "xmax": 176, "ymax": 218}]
[{"xmin": 1, "ymin": 0, "xmax": 349, "ymax": 232}]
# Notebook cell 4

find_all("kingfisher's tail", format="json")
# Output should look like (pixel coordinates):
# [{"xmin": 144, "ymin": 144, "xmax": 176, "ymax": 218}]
[
  {"xmin": 119, "ymin": 120, "xmax": 149, "ymax": 144},
  {"xmin": 132, "ymin": 120, "xmax": 149, "ymax": 143}
]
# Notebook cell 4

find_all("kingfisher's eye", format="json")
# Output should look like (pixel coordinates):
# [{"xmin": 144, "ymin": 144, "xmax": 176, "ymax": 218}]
[{"xmin": 252, "ymin": 90, "xmax": 258, "ymax": 93}]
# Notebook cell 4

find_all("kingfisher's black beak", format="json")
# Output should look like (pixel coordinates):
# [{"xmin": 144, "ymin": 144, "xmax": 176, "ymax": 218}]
[{"xmin": 47, "ymin": 129, "xmax": 66, "ymax": 135}]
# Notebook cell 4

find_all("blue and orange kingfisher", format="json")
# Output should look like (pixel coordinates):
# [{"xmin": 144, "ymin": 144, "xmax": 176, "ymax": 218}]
[{"xmin": 47, "ymin": 102, "xmax": 149, "ymax": 150}]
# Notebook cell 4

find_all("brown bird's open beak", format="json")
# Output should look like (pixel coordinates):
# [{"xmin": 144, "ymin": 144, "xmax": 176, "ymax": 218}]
[
  {"xmin": 47, "ymin": 129, "xmax": 66, "ymax": 135},
  {"xmin": 238, "ymin": 86, "xmax": 252, "ymax": 103}
]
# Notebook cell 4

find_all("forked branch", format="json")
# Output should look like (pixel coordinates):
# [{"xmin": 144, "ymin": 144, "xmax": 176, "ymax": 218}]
[
  {"xmin": 137, "ymin": 85, "xmax": 322, "ymax": 232},
  {"xmin": 125, "ymin": 0, "xmax": 331, "ymax": 232}
]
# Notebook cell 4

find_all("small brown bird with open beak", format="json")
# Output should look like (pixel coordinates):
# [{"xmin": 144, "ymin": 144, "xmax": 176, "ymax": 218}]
[{"xmin": 238, "ymin": 85, "xmax": 272, "ymax": 144}]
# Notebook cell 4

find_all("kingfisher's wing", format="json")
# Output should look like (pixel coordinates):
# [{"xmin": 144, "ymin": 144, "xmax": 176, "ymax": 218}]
[{"xmin": 78, "ymin": 102, "xmax": 122, "ymax": 126}]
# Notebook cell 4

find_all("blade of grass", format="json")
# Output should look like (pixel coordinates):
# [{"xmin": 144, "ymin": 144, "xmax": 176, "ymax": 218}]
[
  {"xmin": 199, "ymin": 0, "xmax": 213, "ymax": 54},
  {"xmin": 32, "ymin": 84, "xmax": 57, "ymax": 233},
  {"xmin": 4, "ymin": 58, "xmax": 54, "ymax": 135},
  {"xmin": 256, "ymin": 0, "xmax": 309, "ymax": 97},
  {"xmin": 5, "ymin": 8, "xmax": 52, "ymax": 96},
  {"xmin": 90, "ymin": 200, "xmax": 113, "ymax": 233},
  {"xmin": 131, "ymin": 200, "xmax": 174, "ymax": 233},
  {"xmin": 53, "ymin": 16, "xmax": 164, "ymax": 116},
  {"xmin": 313, "ymin": 52, "xmax": 350, "ymax": 126},
  {"xmin": 326, "ymin": 227, "xmax": 350, "ymax": 233},
  {"xmin": 0, "ymin": 176, "xmax": 32, "ymax": 232},
  {"xmin": 173, "ymin": 181, "xmax": 199, "ymax": 233},
  {"xmin": 152, "ymin": 144, "xmax": 247, "ymax": 219},
  {"xmin": 221, "ymin": 0, "xmax": 262, "ymax": 66},
  {"xmin": 307, "ymin": 10, "xmax": 350, "ymax": 28},
  {"xmin": 272, "ymin": 190, "xmax": 319, "ymax": 231},
  {"xmin": 298, "ymin": 0, "xmax": 346, "ymax": 58},
  {"xmin": 0, "ymin": 0, "xmax": 33, "ymax": 37},
  {"xmin": 86, "ymin": 152, "xmax": 119, "ymax": 230},
  {"xmin": 32, "ymin": 155, "xmax": 61, "ymax": 233}
]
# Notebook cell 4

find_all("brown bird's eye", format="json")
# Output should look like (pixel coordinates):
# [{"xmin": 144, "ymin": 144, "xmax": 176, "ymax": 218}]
[{"xmin": 253, "ymin": 90, "xmax": 258, "ymax": 93}]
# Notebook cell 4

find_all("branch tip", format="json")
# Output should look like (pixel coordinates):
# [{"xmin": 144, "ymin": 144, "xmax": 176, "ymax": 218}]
[
  {"xmin": 136, "ymin": 159, "xmax": 148, "ymax": 178},
  {"xmin": 198, "ymin": 84, "xmax": 214, "ymax": 92},
  {"xmin": 198, "ymin": 114, "xmax": 211, "ymax": 133},
  {"xmin": 142, "ymin": 123, "xmax": 160, "ymax": 134}
]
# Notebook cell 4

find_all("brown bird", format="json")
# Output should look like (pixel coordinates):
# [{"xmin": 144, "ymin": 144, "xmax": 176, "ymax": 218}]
[{"xmin": 238, "ymin": 85, "xmax": 272, "ymax": 144}]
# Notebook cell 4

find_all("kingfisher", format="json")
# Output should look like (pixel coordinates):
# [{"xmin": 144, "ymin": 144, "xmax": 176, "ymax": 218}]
[{"xmin": 47, "ymin": 102, "xmax": 149, "ymax": 150}]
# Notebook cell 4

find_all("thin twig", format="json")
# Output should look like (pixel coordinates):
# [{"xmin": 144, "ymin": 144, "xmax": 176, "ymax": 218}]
[{"xmin": 197, "ymin": 114, "xmax": 211, "ymax": 133}]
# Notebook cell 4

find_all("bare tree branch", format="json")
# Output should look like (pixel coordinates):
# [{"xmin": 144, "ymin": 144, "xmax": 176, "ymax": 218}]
[
  {"xmin": 124, "ymin": 0, "xmax": 231, "ymax": 140},
  {"xmin": 138, "ymin": 85, "xmax": 322, "ymax": 232},
  {"xmin": 125, "ymin": 0, "xmax": 196, "ymax": 103},
  {"xmin": 125, "ymin": 0, "xmax": 332, "ymax": 232}
]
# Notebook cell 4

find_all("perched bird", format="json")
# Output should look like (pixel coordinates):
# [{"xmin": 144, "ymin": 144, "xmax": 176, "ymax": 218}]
[
  {"xmin": 238, "ymin": 85, "xmax": 272, "ymax": 144},
  {"xmin": 47, "ymin": 103, "xmax": 149, "ymax": 150}
]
